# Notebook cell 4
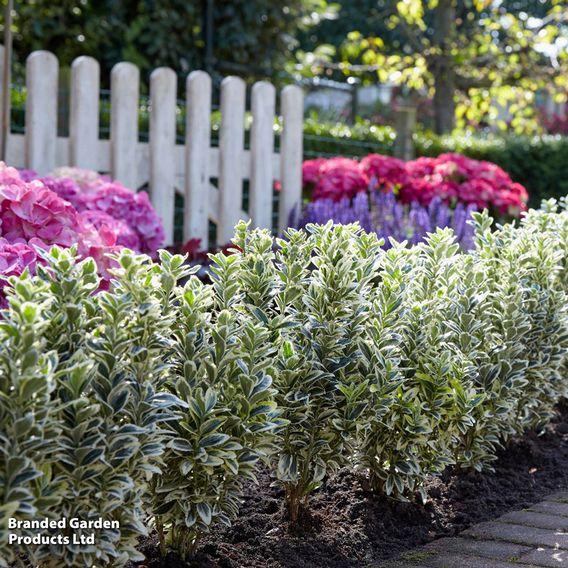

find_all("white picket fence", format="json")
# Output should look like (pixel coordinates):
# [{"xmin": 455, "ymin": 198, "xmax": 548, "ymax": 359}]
[{"xmin": 0, "ymin": 50, "xmax": 304, "ymax": 247}]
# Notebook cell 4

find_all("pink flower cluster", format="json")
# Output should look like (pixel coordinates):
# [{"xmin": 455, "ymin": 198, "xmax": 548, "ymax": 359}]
[
  {"xmin": 37, "ymin": 167, "xmax": 165, "ymax": 255},
  {"xmin": 303, "ymin": 152, "xmax": 528, "ymax": 216},
  {"xmin": 0, "ymin": 163, "xmax": 124, "ymax": 303},
  {"xmin": 303, "ymin": 157, "xmax": 368, "ymax": 201},
  {"xmin": 0, "ymin": 163, "xmax": 165, "ymax": 305}
]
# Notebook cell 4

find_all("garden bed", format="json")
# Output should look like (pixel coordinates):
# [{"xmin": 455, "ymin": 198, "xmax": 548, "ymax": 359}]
[{"xmin": 137, "ymin": 402, "xmax": 568, "ymax": 568}]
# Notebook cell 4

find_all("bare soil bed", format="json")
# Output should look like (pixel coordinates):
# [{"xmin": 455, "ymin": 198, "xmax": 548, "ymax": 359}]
[{"xmin": 137, "ymin": 403, "xmax": 568, "ymax": 568}]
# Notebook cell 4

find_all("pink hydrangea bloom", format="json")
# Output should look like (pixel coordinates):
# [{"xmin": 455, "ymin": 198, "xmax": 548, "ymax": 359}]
[
  {"xmin": 312, "ymin": 157, "xmax": 368, "ymax": 202},
  {"xmin": 302, "ymin": 158, "xmax": 328, "ymax": 186},
  {"xmin": 80, "ymin": 181, "xmax": 164, "ymax": 255},
  {"xmin": 81, "ymin": 209, "xmax": 141, "ymax": 251},
  {"xmin": 0, "ymin": 162, "xmax": 122, "ymax": 302},
  {"xmin": 0, "ymin": 177, "xmax": 84, "ymax": 247},
  {"xmin": 359, "ymin": 154, "xmax": 407, "ymax": 191},
  {"xmin": 40, "ymin": 176, "xmax": 84, "ymax": 209},
  {"xmin": 21, "ymin": 167, "xmax": 165, "ymax": 256},
  {"xmin": 397, "ymin": 153, "xmax": 528, "ymax": 214},
  {"xmin": 52, "ymin": 166, "xmax": 110, "ymax": 192}
]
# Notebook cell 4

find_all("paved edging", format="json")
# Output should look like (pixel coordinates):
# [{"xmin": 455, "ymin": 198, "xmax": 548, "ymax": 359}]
[{"xmin": 378, "ymin": 492, "xmax": 568, "ymax": 567}]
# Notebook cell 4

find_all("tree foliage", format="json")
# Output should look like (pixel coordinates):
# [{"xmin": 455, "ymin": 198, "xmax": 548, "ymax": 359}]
[
  {"xmin": 3, "ymin": 0, "xmax": 335, "ymax": 86},
  {"xmin": 296, "ymin": 0, "xmax": 568, "ymax": 134}
]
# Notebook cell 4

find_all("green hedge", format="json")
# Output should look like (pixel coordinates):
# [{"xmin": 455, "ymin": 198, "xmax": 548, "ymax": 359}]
[
  {"xmin": 2, "ymin": 201, "xmax": 568, "ymax": 564},
  {"xmin": 301, "ymin": 118, "xmax": 395, "ymax": 158}
]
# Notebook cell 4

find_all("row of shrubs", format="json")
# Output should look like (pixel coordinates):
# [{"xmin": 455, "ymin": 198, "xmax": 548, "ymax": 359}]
[{"xmin": 2, "ymin": 200, "xmax": 568, "ymax": 566}]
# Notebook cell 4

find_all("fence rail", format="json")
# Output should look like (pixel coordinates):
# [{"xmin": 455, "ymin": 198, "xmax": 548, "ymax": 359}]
[{"xmin": 0, "ymin": 48, "xmax": 304, "ymax": 248}]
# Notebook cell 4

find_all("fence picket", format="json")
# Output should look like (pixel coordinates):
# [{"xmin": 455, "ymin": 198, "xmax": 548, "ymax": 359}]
[
  {"xmin": 111, "ymin": 62, "xmax": 139, "ymax": 190},
  {"xmin": 149, "ymin": 67, "xmax": 177, "ymax": 246},
  {"xmin": 279, "ymin": 85, "xmax": 303, "ymax": 233},
  {"xmin": 218, "ymin": 76, "xmax": 246, "ymax": 244},
  {"xmin": 25, "ymin": 51, "xmax": 58, "ymax": 174},
  {"xmin": 70, "ymin": 56, "xmax": 100, "ymax": 169},
  {"xmin": 250, "ymin": 81, "xmax": 276, "ymax": 230},
  {"xmin": 185, "ymin": 71, "xmax": 212, "ymax": 248}
]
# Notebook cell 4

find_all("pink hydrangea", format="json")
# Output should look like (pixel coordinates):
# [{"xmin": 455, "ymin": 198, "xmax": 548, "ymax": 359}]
[
  {"xmin": 40, "ymin": 175, "xmax": 83, "ymax": 207},
  {"xmin": 79, "ymin": 181, "xmax": 164, "ymax": 255},
  {"xmin": 52, "ymin": 166, "xmax": 110, "ymax": 192},
  {"xmin": 81, "ymin": 209, "xmax": 141, "ymax": 251},
  {"xmin": 302, "ymin": 158, "xmax": 328, "ymax": 186},
  {"xmin": 312, "ymin": 157, "xmax": 368, "ymax": 202},
  {"xmin": 0, "ymin": 176, "xmax": 84, "ymax": 247},
  {"xmin": 398, "ymin": 153, "xmax": 528, "ymax": 214},
  {"xmin": 359, "ymin": 154, "xmax": 407, "ymax": 191},
  {"xmin": 24, "ymin": 167, "xmax": 165, "ymax": 256},
  {"xmin": 0, "ymin": 162, "xmax": 123, "ymax": 303}
]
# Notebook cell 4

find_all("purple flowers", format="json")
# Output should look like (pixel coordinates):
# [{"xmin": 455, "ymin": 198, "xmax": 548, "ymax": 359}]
[{"xmin": 299, "ymin": 191, "xmax": 476, "ymax": 249}]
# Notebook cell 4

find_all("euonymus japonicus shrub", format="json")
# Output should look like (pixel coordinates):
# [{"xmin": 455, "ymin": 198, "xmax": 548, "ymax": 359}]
[
  {"xmin": 0, "ymin": 246, "xmax": 180, "ymax": 566},
  {"xmin": 0, "ymin": 276, "xmax": 62, "ymax": 566},
  {"xmin": 356, "ymin": 231, "xmax": 482, "ymax": 500},
  {"xmin": 1, "ymin": 199, "xmax": 568, "ymax": 564},
  {"xmin": 226, "ymin": 221, "xmax": 375, "ymax": 522},
  {"xmin": 151, "ymin": 251, "xmax": 280, "ymax": 559},
  {"xmin": 0, "ymin": 246, "xmax": 281, "ymax": 565}
]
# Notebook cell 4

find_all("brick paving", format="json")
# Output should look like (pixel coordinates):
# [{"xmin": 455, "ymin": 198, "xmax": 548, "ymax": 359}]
[{"xmin": 378, "ymin": 492, "xmax": 568, "ymax": 567}]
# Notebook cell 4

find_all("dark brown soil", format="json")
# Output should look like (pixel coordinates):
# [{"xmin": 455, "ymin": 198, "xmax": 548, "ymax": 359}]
[{"xmin": 136, "ymin": 404, "xmax": 568, "ymax": 568}]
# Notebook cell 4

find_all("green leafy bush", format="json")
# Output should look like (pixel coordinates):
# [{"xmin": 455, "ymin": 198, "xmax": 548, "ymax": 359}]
[
  {"xmin": 357, "ymin": 232, "xmax": 481, "ymax": 499},
  {"xmin": 0, "ymin": 245, "xmax": 280, "ymax": 564},
  {"xmin": 0, "ymin": 278, "xmax": 62, "ymax": 566},
  {"xmin": 218, "ymin": 212, "xmax": 568, "ymax": 509},
  {"xmin": 224, "ymin": 221, "xmax": 375, "ymax": 521},
  {"xmin": 152, "ymin": 251, "xmax": 280, "ymax": 559},
  {"xmin": 0, "ymin": 247, "xmax": 181, "ymax": 566}
]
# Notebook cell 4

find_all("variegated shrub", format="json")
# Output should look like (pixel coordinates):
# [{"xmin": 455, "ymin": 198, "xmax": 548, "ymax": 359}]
[
  {"xmin": 224, "ymin": 221, "xmax": 376, "ymax": 522},
  {"xmin": 1, "ymin": 195, "xmax": 568, "ymax": 566},
  {"xmin": 0, "ymin": 248, "xmax": 181, "ymax": 566},
  {"xmin": 151, "ymin": 250, "xmax": 280, "ymax": 559}
]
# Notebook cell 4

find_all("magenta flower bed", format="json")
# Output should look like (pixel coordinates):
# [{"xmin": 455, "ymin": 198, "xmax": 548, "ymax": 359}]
[
  {"xmin": 31, "ymin": 167, "xmax": 165, "ymax": 255},
  {"xmin": 303, "ymin": 152, "xmax": 529, "ymax": 216},
  {"xmin": 0, "ymin": 162, "xmax": 164, "ymax": 304}
]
